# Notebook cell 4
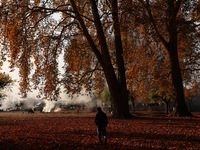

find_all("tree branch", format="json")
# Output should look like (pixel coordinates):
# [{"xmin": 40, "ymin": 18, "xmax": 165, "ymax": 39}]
[
  {"xmin": 70, "ymin": 0, "xmax": 103, "ymax": 65},
  {"xmin": 139, "ymin": 0, "xmax": 169, "ymax": 49}
]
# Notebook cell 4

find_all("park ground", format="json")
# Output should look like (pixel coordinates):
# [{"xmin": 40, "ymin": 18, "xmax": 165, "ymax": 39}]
[{"xmin": 0, "ymin": 111, "xmax": 200, "ymax": 150}]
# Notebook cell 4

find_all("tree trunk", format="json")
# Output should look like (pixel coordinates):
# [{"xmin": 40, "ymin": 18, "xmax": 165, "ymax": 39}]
[
  {"xmin": 188, "ymin": 102, "xmax": 191, "ymax": 113},
  {"xmin": 166, "ymin": 2, "xmax": 191, "ymax": 117},
  {"xmin": 102, "ymin": 64, "xmax": 132, "ymax": 118},
  {"xmin": 131, "ymin": 96, "xmax": 135, "ymax": 113},
  {"xmin": 71, "ymin": 0, "xmax": 132, "ymax": 118},
  {"xmin": 112, "ymin": 91, "xmax": 132, "ymax": 118},
  {"xmin": 110, "ymin": 0, "xmax": 132, "ymax": 118},
  {"xmin": 168, "ymin": 38, "xmax": 192, "ymax": 117},
  {"xmin": 165, "ymin": 101, "xmax": 169, "ymax": 115},
  {"xmin": 143, "ymin": 0, "xmax": 192, "ymax": 117}
]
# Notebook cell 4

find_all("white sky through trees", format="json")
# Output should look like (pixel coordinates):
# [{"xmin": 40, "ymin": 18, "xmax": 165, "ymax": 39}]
[{"xmin": 0, "ymin": 12, "xmax": 63, "ymax": 97}]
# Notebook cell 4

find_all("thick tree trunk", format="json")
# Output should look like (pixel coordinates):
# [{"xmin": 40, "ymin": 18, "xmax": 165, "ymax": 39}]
[
  {"xmin": 110, "ymin": 0, "xmax": 132, "ymax": 118},
  {"xmin": 111, "ymin": 89, "xmax": 132, "ymax": 118},
  {"xmin": 102, "ymin": 65, "xmax": 132, "ymax": 118},
  {"xmin": 165, "ymin": 2, "xmax": 191, "ymax": 117},
  {"xmin": 168, "ymin": 40, "xmax": 192, "ymax": 117},
  {"xmin": 71, "ymin": 0, "xmax": 132, "ymax": 118}
]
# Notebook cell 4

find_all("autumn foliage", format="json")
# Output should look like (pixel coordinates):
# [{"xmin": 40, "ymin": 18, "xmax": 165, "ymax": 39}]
[
  {"xmin": 0, "ymin": 1, "xmax": 200, "ymax": 117},
  {"xmin": 0, "ymin": 111, "xmax": 200, "ymax": 150}
]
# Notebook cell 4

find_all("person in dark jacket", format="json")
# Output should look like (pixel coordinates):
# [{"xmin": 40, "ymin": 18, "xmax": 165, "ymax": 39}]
[{"xmin": 95, "ymin": 107, "xmax": 108, "ymax": 144}]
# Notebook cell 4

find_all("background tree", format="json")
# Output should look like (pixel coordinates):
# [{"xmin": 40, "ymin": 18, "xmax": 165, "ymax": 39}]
[
  {"xmin": 184, "ymin": 83, "xmax": 200, "ymax": 112},
  {"xmin": 149, "ymin": 89, "xmax": 173, "ymax": 115},
  {"xmin": 101, "ymin": 87, "xmax": 114, "ymax": 112},
  {"xmin": 128, "ymin": 90, "xmax": 136, "ymax": 113},
  {"xmin": 101, "ymin": 88, "xmax": 111, "ymax": 106},
  {"xmin": 0, "ymin": 0, "xmax": 132, "ymax": 118},
  {"xmin": 122, "ymin": 0, "xmax": 200, "ymax": 116},
  {"xmin": 0, "ymin": 73, "xmax": 13, "ymax": 99}
]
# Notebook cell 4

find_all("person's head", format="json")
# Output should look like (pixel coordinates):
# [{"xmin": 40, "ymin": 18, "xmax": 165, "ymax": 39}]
[{"xmin": 97, "ymin": 107, "xmax": 102, "ymax": 112}]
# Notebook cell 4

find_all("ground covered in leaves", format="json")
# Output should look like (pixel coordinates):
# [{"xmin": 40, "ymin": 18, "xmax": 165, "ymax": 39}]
[{"xmin": 0, "ymin": 111, "xmax": 200, "ymax": 150}]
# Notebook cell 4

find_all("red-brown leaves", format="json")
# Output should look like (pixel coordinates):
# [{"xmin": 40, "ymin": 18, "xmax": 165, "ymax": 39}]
[{"xmin": 0, "ymin": 111, "xmax": 200, "ymax": 149}]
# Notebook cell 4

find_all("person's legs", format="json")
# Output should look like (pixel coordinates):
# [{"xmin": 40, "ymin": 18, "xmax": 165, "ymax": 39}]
[
  {"xmin": 97, "ymin": 127, "xmax": 102, "ymax": 144},
  {"xmin": 102, "ymin": 127, "xmax": 107, "ymax": 144}
]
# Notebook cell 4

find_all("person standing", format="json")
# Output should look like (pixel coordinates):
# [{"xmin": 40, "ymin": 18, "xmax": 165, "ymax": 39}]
[{"xmin": 95, "ymin": 107, "xmax": 108, "ymax": 144}]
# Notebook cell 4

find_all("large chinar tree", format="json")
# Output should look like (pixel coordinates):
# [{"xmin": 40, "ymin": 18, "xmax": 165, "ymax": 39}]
[
  {"xmin": 123, "ymin": 0, "xmax": 200, "ymax": 116},
  {"xmin": 0, "ymin": 0, "xmax": 132, "ymax": 118}
]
